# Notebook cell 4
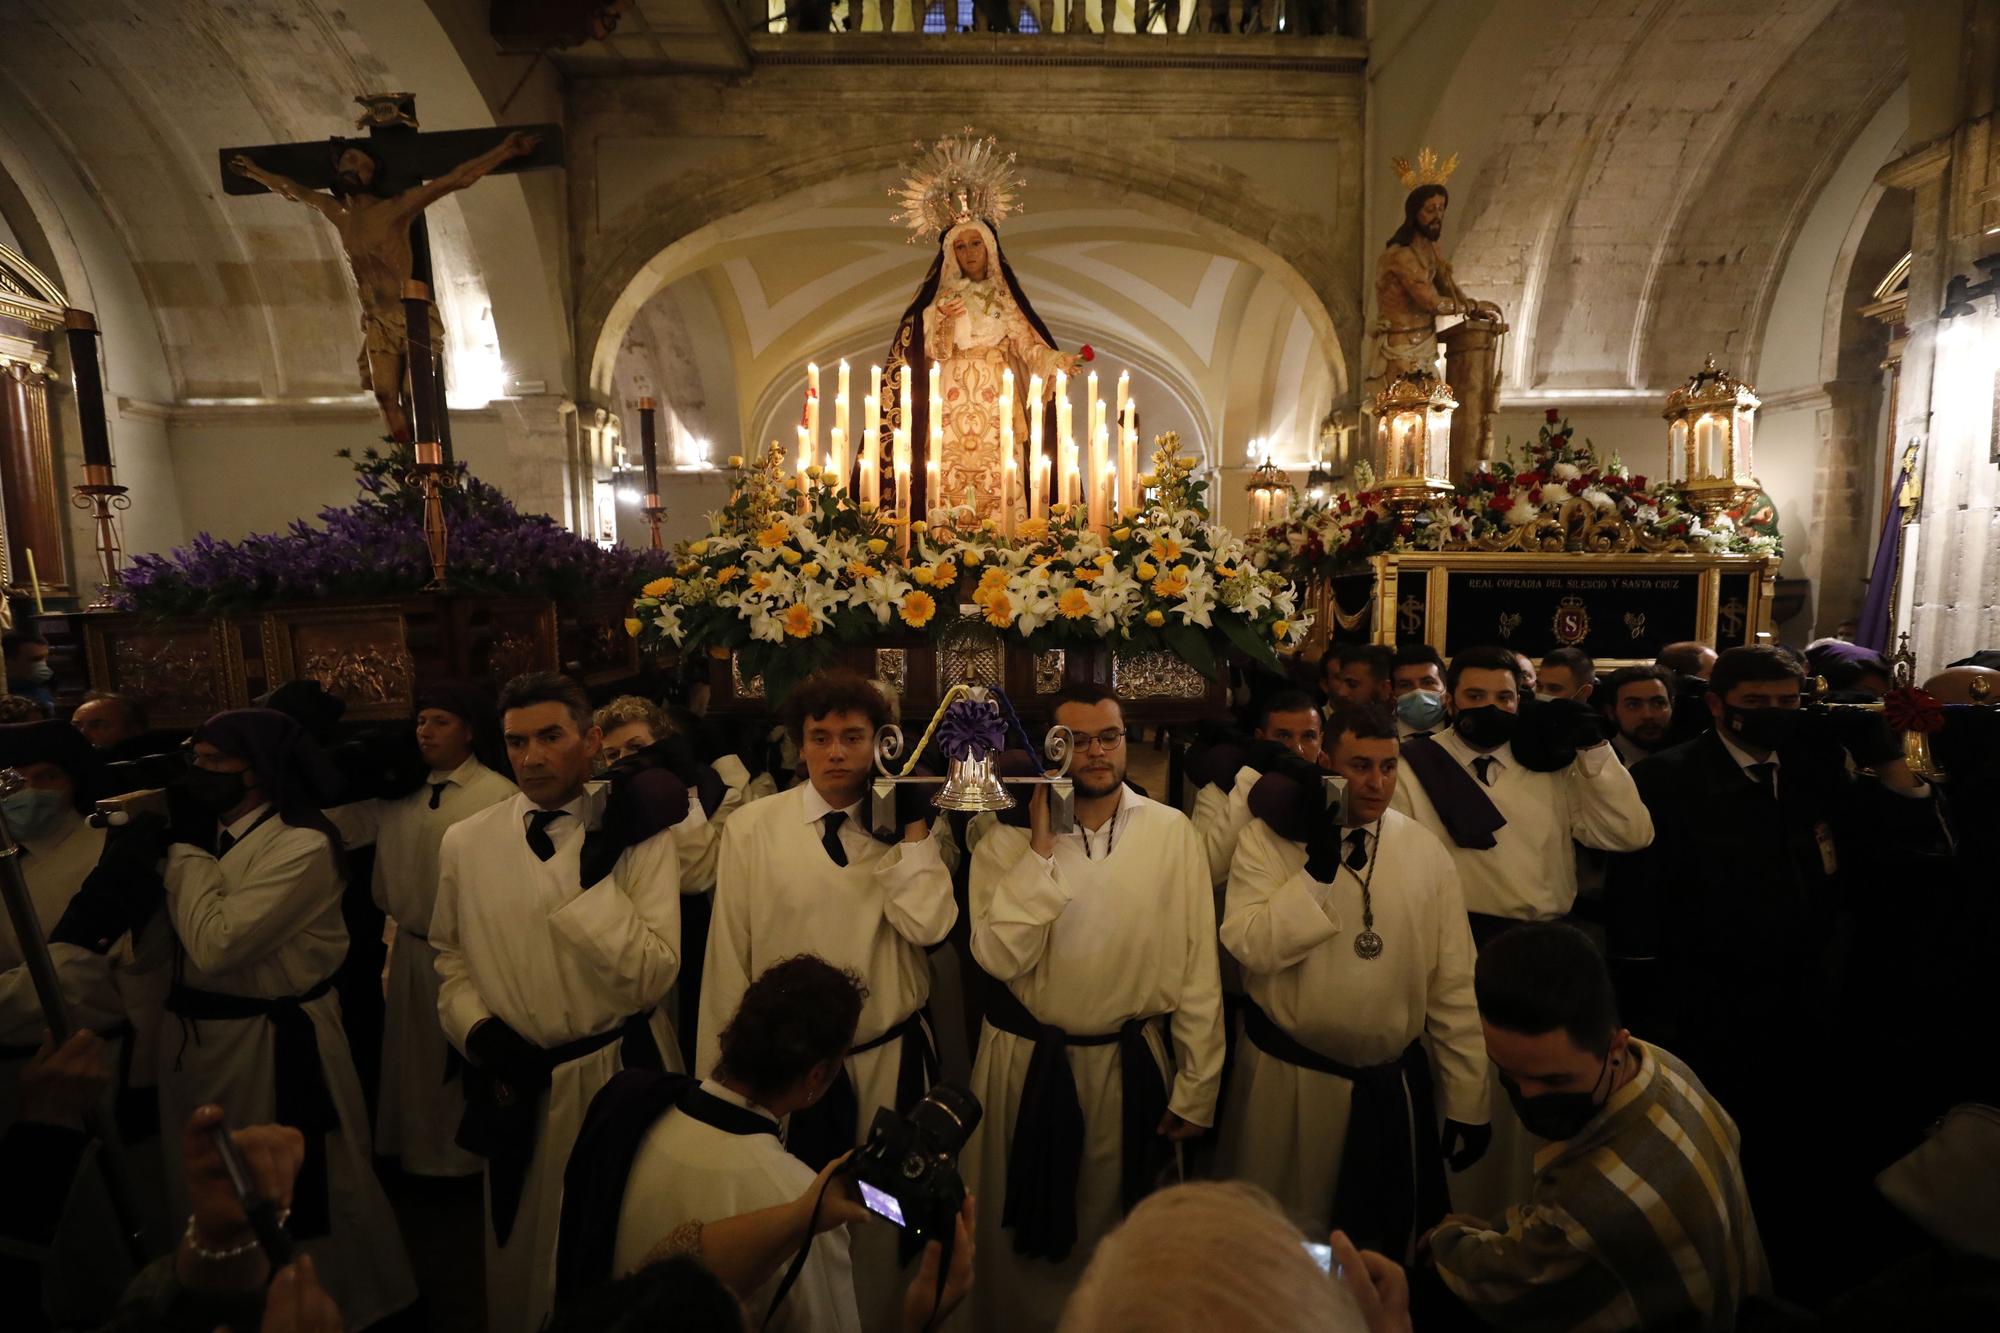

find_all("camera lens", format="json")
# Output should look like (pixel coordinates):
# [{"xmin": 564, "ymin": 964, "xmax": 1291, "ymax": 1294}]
[{"xmin": 907, "ymin": 1082, "xmax": 981, "ymax": 1157}]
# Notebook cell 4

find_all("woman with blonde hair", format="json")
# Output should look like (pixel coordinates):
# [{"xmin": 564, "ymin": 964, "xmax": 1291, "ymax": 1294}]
[{"xmin": 1058, "ymin": 1181, "xmax": 1410, "ymax": 1333}]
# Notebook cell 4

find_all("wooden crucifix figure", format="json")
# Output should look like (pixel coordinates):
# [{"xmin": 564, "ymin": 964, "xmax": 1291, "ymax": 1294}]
[{"xmin": 220, "ymin": 93, "xmax": 564, "ymax": 447}]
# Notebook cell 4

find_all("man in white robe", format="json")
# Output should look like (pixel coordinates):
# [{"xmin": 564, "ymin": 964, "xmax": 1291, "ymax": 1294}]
[
  {"xmin": 700, "ymin": 669, "xmax": 955, "ymax": 1323},
  {"xmin": 1190, "ymin": 689, "xmax": 1324, "ymax": 891},
  {"xmin": 1215, "ymin": 702, "xmax": 1488, "ymax": 1261},
  {"xmin": 1389, "ymin": 645, "xmax": 1652, "ymax": 1219},
  {"xmin": 964, "ymin": 682, "xmax": 1223, "ymax": 1332},
  {"xmin": 327, "ymin": 683, "xmax": 515, "ymax": 1177},
  {"xmin": 432, "ymin": 671, "xmax": 690, "ymax": 1333},
  {"xmin": 158, "ymin": 708, "xmax": 416, "ymax": 1330}
]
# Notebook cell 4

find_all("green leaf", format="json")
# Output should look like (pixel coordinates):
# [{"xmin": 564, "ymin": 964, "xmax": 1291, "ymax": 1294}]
[
  {"xmin": 1218, "ymin": 613, "xmax": 1281, "ymax": 669},
  {"xmin": 1158, "ymin": 623, "xmax": 1218, "ymax": 678}
]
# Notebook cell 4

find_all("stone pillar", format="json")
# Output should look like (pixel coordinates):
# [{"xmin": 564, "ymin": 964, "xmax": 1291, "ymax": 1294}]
[{"xmin": 1439, "ymin": 318, "xmax": 1507, "ymax": 482}]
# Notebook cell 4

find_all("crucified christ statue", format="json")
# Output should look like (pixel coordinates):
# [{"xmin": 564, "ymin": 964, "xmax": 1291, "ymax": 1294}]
[{"xmin": 227, "ymin": 130, "xmax": 538, "ymax": 442}]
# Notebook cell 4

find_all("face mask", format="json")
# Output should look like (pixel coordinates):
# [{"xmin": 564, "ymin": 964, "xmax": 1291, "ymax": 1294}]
[
  {"xmin": 28, "ymin": 662, "xmax": 54, "ymax": 684},
  {"xmin": 1453, "ymin": 704, "xmax": 1518, "ymax": 749},
  {"xmin": 1722, "ymin": 704, "xmax": 1801, "ymax": 752},
  {"xmin": 1502, "ymin": 1053, "xmax": 1612, "ymax": 1141},
  {"xmin": 1396, "ymin": 690, "xmax": 1447, "ymax": 731},
  {"xmin": 1535, "ymin": 690, "xmax": 1563, "ymax": 704},
  {"xmin": 2, "ymin": 787, "xmax": 68, "ymax": 840},
  {"xmin": 181, "ymin": 766, "xmax": 249, "ymax": 815}
]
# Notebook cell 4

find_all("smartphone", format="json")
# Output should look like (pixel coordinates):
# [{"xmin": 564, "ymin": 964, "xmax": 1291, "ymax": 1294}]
[
  {"xmin": 1302, "ymin": 1239, "xmax": 1343, "ymax": 1279},
  {"xmin": 209, "ymin": 1121, "xmax": 294, "ymax": 1269}
]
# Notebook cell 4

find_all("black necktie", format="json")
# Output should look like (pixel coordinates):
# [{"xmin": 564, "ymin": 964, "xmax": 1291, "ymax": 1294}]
[
  {"xmin": 429, "ymin": 782, "xmax": 449, "ymax": 811},
  {"xmin": 1747, "ymin": 761, "xmax": 1777, "ymax": 800},
  {"xmin": 820, "ymin": 811, "xmax": 850, "ymax": 868},
  {"xmin": 526, "ymin": 809, "xmax": 566, "ymax": 862},
  {"xmin": 1344, "ymin": 829, "xmax": 1369, "ymax": 871},
  {"xmin": 217, "ymin": 830, "xmax": 236, "ymax": 857},
  {"xmin": 1472, "ymin": 756, "xmax": 1497, "ymax": 787}
]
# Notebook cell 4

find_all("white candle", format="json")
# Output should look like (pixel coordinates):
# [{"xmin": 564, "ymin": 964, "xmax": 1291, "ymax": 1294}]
[
  {"xmin": 1119, "ymin": 400, "xmax": 1139, "ymax": 514},
  {"xmin": 1000, "ymin": 369, "xmax": 1017, "ymax": 538},
  {"xmin": 927, "ymin": 456, "xmax": 941, "ymax": 520},
  {"xmin": 1115, "ymin": 371, "xmax": 1129, "ymax": 450},
  {"xmin": 1089, "ymin": 417, "xmax": 1109, "ymax": 533},
  {"xmin": 806, "ymin": 362, "xmax": 820, "ymax": 462},
  {"xmin": 861, "ymin": 394, "xmax": 881, "ymax": 508},
  {"xmin": 1036, "ymin": 455, "xmax": 1051, "ymax": 521},
  {"xmin": 1086, "ymin": 371, "xmax": 1100, "ymax": 451},
  {"xmin": 796, "ymin": 425, "xmax": 811, "ymax": 513},
  {"xmin": 1055, "ymin": 371, "xmax": 1073, "ymax": 510},
  {"xmin": 829, "ymin": 424, "xmax": 845, "ymax": 492}
]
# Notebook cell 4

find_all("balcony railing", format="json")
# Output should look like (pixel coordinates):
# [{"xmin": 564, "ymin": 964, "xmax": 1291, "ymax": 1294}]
[{"xmin": 745, "ymin": 0, "xmax": 1361, "ymax": 37}]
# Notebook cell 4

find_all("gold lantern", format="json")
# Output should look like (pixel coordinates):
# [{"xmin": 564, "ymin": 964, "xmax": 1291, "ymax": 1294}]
[
  {"xmin": 1663, "ymin": 355, "xmax": 1759, "ymax": 520},
  {"xmin": 1244, "ymin": 446, "xmax": 1294, "ymax": 529},
  {"xmin": 1373, "ymin": 368, "xmax": 1456, "ymax": 514}
]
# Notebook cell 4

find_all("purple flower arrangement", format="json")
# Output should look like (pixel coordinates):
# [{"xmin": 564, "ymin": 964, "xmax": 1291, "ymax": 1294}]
[{"xmin": 120, "ymin": 447, "xmax": 668, "ymax": 616}]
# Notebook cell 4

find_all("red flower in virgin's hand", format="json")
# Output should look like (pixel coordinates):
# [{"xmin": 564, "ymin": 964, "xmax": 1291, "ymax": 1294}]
[
  {"xmin": 1545, "ymin": 408, "xmax": 1561, "ymax": 424},
  {"xmin": 1078, "ymin": 344, "xmax": 1095, "ymax": 362}
]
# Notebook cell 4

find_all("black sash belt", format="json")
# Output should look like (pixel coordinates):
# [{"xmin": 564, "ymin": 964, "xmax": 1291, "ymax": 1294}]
[
  {"xmin": 1466, "ymin": 910, "xmax": 1567, "ymax": 951},
  {"xmin": 168, "ymin": 974, "xmax": 341, "ymax": 1238},
  {"xmin": 457, "ymin": 1010, "xmax": 664, "ymax": 1247},
  {"xmin": 785, "ymin": 1007, "xmax": 937, "ymax": 1173},
  {"xmin": 982, "ymin": 980, "xmax": 1169, "ymax": 1263},
  {"xmin": 1240, "ymin": 999, "xmax": 1446, "ymax": 1261}
]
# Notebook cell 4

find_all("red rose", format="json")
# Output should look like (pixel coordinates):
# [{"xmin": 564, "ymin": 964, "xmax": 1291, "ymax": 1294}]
[
  {"xmin": 1567, "ymin": 478, "xmax": 1586, "ymax": 494},
  {"xmin": 1545, "ymin": 408, "xmax": 1561, "ymax": 424},
  {"xmin": 1078, "ymin": 344, "xmax": 1095, "ymax": 362},
  {"xmin": 1631, "ymin": 475, "xmax": 1647, "ymax": 490}
]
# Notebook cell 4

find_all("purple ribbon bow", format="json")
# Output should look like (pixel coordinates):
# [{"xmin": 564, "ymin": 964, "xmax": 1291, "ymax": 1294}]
[{"xmin": 938, "ymin": 698, "xmax": 1006, "ymax": 762}]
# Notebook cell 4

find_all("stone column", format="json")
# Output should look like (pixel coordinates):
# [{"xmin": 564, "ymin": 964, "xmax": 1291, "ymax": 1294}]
[{"xmin": 1439, "ymin": 318, "xmax": 1507, "ymax": 482}]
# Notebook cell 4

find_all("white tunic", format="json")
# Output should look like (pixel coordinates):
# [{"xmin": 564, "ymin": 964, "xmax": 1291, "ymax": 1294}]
[
  {"xmin": 700, "ymin": 780, "xmax": 955, "ymax": 1329},
  {"xmin": 160, "ymin": 805, "xmax": 417, "ymax": 1331},
  {"xmin": 431, "ymin": 785, "xmax": 686, "ymax": 1333},
  {"xmin": 614, "ymin": 1078, "xmax": 861, "ymax": 1333},
  {"xmin": 1189, "ymin": 765, "xmax": 1258, "ymax": 889},
  {"xmin": 675, "ymin": 753, "xmax": 755, "ymax": 894},
  {"xmin": 1389, "ymin": 733, "xmax": 1653, "ymax": 920},
  {"xmin": 1214, "ymin": 811, "xmax": 1488, "ymax": 1232},
  {"xmin": 0, "ymin": 812, "xmax": 122, "ymax": 1055},
  {"xmin": 964, "ymin": 787, "xmax": 1225, "ymax": 1333},
  {"xmin": 327, "ymin": 757, "xmax": 516, "ymax": 1176}
]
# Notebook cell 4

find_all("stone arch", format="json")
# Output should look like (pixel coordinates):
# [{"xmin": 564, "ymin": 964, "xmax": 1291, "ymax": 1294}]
[{"xmin": 576, "ymin": 140, "xmax": 1354, "ymax": 407}]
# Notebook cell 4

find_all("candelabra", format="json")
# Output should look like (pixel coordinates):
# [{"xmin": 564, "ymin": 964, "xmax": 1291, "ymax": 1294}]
[
  {"xmin": 70, "ymin": 463, "xmax": 131, "ymax": 610},
  {"xmin": 406, "ymin": 442, "xmax": 457, "ymax": 591}
]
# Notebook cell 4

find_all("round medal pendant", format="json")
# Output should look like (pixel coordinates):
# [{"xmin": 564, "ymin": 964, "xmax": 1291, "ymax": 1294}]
[{"xmin": 1353, "ymin": 929, "xmax": 1384, "ymax": 960}]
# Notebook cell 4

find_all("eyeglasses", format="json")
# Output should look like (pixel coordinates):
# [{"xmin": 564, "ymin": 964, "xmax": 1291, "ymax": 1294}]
[{"xmin": 1077, "ymin": 729, "xmax": 1127, "ymax": 752}]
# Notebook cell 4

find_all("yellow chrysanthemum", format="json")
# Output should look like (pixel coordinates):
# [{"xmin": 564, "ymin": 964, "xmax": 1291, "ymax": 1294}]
[
  {"xmin": 978, "ymin": 566, "xmax": 1009, "ymax": 589},
  {"xmin": 779, "ymin": 548, "xmax": 802, "ymax": 566},
  {"xmin": 846, "ymin": 561, "xmax": 880, "ymax": 581},
  {"xmin": 899, "ymin": 590, "xmax": 938, "ymax": 629},
  {"xmin": 932, "ymin": 561, "xmax": 958, "ymax": 586},
  {"xmin": 1149, "ymin": 537, "xmax": 1183, "ymax": 563},
  {"xmin": 1074, "ymin": 565, "xmax": 1102, "ymax": 582},
  {"xmin": 623, "ymin": 617, "xmax": 644, "ymax": 638},
  {"xmin": 783, "ymin": 603, "xmax": 815, "ymax": 638},
  {"xmin": 756, "ymin": 522, "xmax": 789, "ymax": 550},
  {"xmin": 717, "ymin": 565, "xmax": 742, "ymax": 584},
  {"xmin": 749, "ymin": 571, "xmax": 773, "ymax": 593},
  {"xmin": 1145, "ymin": 609, "xmax": 1165, "ymax": 628},
  {"xmin": 1154, "ymin": 568, "xmax": 1189, "ymax": 598},
  {"xmin": 1271, "ymin": 619, "xmax": 1291, "ymax": 640},
  {"xmin": 689, "ymin": 540, "xmax": 710, "ymax": 557},
  {"xmin": 983, "ymin": 592, "xmax": 1016, "ymax": 628},
  {"xmin": 1218, "ymin": 564, "xmax": 1239, "ymax": 578},
  {"xmin": 800, "ymin": 561, "xmax": 822, "ymax": 579},
  {"xmin": 642, "ymin": 578, "xmax": 676, "ymax": 598},
  {"xmin": 1018, "ymin": 518, "xmax": 1050, "ymax": 542},
  {"xmin": 1057, "ymin": 588, "xmax": 1092, "ymax": 620}
]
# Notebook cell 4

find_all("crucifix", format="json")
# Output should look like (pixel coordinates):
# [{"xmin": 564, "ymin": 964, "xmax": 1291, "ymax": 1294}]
[{"xmin": 219, "ymin": 93, "xmax": 564, "ymax": 451}]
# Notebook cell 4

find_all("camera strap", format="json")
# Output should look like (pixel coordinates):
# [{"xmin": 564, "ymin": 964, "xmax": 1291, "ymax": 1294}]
[{"xmin": 762, "ymin": 1169, "xmax": 834, "ymax": 1330}]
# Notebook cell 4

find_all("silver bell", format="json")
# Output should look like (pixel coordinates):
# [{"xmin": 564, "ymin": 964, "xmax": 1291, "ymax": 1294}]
[{"xmin": 934, "ymin": 750, "xmax": 1015, "ymax": 812}]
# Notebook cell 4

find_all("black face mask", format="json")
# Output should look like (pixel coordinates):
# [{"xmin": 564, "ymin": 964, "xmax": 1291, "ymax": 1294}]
[
  {"xmin": 1453, "ymin": 705, "xmax": 1518, "ymax": 750},
  {"xmin": 1722, "ymin": 704, "xmax": 1802, "ymax": 752},
  {"xmin": 182, "ymin": 767, "xmax": 249, "ymax": 815},
  {"xmin": 1502, "ymin": 1052, "xmax": 1613, "ymax": 1142}
]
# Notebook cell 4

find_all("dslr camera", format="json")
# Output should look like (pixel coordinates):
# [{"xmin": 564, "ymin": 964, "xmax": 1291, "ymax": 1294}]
[{"xmin": 847, "ymin": 1082, "xmax": 981, "ymax": 1243}]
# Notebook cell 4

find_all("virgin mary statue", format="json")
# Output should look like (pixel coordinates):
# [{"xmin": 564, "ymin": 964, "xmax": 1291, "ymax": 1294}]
[{"xmin": 880, "ymin": 133, "xmax": 1078, "ymax": 521}]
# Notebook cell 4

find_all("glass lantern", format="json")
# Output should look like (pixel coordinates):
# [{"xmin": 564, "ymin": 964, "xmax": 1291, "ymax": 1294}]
[
  {"xmin": 1244, "ymin": 447, "xmax": 1294, "ymax": 530},
  {"xmin": 1373, "ymin": 368, "xmax": 1456, "ymax": 512},
  {"xmin": 1662, "ymin": 356, "xmax": 1759, "ymax": 517}
]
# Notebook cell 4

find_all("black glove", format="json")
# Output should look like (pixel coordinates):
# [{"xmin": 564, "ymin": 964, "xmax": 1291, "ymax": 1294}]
[
  {"xmin": 163, "ymin": 778, "xmax": 214, "ymax": 851},
  {"xmin": 48, "ymin": 816, "xmax": 169, "ymax": 953},
  {"xmin": 1304, "ymin": 813, "xmax": 1347, "ymax": 884},
  {"xmin": 1807, "ymin": 704, "xmax": 1902, "ymax": 768},
  {"xmin": 582, "ymin": 759, "xmax": 692, "ymax": 887},
  {"xmin": 1441, "ymin": 1119, "xmax": 1492, "ymax": 1172},
  {"xmin": 619, "ymin": 733, "xmax": 705, "ymax": 789},
  {"xmin": 465, "ymin": 1017, "xmax": 548, "ymax": 1091},
  {"xmin": 1512, "ymin": 697, "xmax": 1607, "ymax": 772}
]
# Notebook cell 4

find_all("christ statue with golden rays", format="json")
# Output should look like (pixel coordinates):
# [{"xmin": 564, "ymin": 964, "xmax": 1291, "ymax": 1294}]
[
  {"xmin": 882, "ymin": 132, "xmax": 1079, "ymax": 520},
  {"xmin": 1366, "ymin": 149, "xmax": 1503, "ymax": 398}
]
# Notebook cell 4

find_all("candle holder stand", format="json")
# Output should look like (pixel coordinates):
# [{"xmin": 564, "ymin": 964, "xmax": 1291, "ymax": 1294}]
[
  {"xmin": 642, "ymin": 493, "xmax": 665, "ymax": 551},
  {"xmin": 403, "ymin": 443, "xmax": 457, "ymax": 591},
  {"xmin": 70, "ymin": 462, "xmax": 131, "ymax": 610}
]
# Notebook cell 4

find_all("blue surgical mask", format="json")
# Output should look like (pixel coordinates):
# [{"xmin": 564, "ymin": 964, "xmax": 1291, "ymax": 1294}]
[
  {"xmin": 1396, "ymin": 689, "xmax": 1447, "ymax": 731},
  {"xmin": 28, "ymin": 662, "xmax": 54, "ymax": 685},
  {"xmin": 3, "ymin": 786, "xmax": 69, "ymax": 840}
]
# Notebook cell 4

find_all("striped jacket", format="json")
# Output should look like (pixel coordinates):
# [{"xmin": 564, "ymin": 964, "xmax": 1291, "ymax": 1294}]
[{"xmin": 1432, "ymin": 1041, "xmax": 1769, "ymax": 1331}]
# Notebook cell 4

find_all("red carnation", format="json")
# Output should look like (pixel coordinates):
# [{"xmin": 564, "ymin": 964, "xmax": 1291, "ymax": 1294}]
[
  {"xmin": 1631, "ymin": 475, "xmax": 1647, "ymax": 490},
  {"xmin": 1567, "ymin": 478, "xmax": 1586, "ymax": 494},
  {"xmin": 1078, "ymin": 344, "xmax": 1095, "ymax": 362},
  {"xmin": 1545, "ymin": 408, "xmax": 1561, "ymax": 424}
]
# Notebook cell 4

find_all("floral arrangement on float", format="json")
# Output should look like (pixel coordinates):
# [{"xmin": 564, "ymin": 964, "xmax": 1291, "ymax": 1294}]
[
  {"xmin": 121, "ymin": 447, "xmax": 663, "ymax": 616},
  {"xmin": 626, "ymin": 436, "xmax": 1309, "ymax": 698},
  {"xmin": 1247, "ymin": 408, "xmax": 1781, "ymax": 587}
]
